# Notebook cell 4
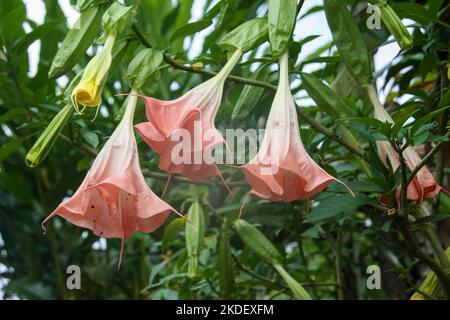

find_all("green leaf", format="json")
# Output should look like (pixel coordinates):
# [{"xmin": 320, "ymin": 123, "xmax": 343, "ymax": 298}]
[
  {"xmin": 161, "ymin": 218, "xmax": 185, "ymax": 252},
  {"xmin": 301, "ymin": 72, "xmax": 349, "ymax": 117},
  {"xmin": 203, "ymin": 0, "xmax": 228, "ymax": 20},
  {"xmin": 268, "ymin": 0, "xmax": 297, "ymax": 57},
  {"xmin": 13, "ymin": 20, "xmax": 59, "ymax": 54},
  {"xmin": 419, "ymin": 53, "xmax": 435, "ymax": 81},
  {"xmin": 76, "ymin": 156, "xmax": 92, "ymax": 172},
  {"xmin": 231, "ymin": 65, "xmax": 269, "ymax": 121},
  {"xmin": 170, "ymin": 19, "xmax": 213, "ymax": 42},
  {"xmin": 337, "ymin": 116, "xmax": 386, "ymax": 128},
  {"xmin": 125, "ymin": 48, "xmax": 163, "ymax": 90},
  {"xmin": 80, "ymin": 129, "xmax": 99, "ymax": 148},
  {"xmin": 323, "ymin": 0, "xmax": 372, "ymax": 85},
  {"xmin": 304, "ymin": 195, "xmax": 376, "ymax": 223},
  {"xmin": 0, "ymin": 135, "xmax": 34, "ymax": 163},
  {"xmin": 218, "ymin": 220, "xmax": 234, "ymax": 299},
  {"xmin": 411, "ymin": 106, "xmax": 449, "ymax": 135},
  {"xmin": 102, "ymin": 2, "xmax": 136, "ymax": 36},
  {"xmin": 346, "ymin": 180, "xmax": 386, "ymax": 193},
  {"xmin": 5, "ymin": 279, "xmax": 55, "ymax": 300},
  {"xmin": 0, "ymin": 6, "xmax": 26, "ymax": 46},
  {"xmin": 413, "ymin": 214, "xmax": 450, "ymax": 226},
  {"xmin": 390, "ymin": 3, "xmax": 434, "ymax": 26},
  {"xmin": 233, "ymin": 219, "xmax": 282, "ymax": 265},
  {"xmin": 49, "ymin": 5, "xmax": 104, "ymax": 78},
  {"xmin": 109, "ymin": 39, "xmax": 129, "ymax": 73},
  {"xmin": 76, "ymin": 0, "xmax": 109, "ymax": 12},
  {"xmin": 219, "ymin": 17, "xmax": 268, "ymax": 54},
  {"xmin": 0, "ymin": 108, "xmax": 27, "ymax": 124},
  {"xmin": 301, "ymin": 56, "xmax": 340, "ymax": 65}
]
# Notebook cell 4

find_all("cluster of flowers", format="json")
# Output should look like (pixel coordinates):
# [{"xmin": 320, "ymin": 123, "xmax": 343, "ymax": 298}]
[{"xmin": 42, "ymin": 35, "xmax": 442, "ymax": 266}]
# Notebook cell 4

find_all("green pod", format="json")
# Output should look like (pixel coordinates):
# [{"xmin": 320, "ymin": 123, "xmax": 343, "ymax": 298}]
[
  {"xmin": 102, "ymin": 2, "xmax": 136, "ymax": 36},
  {"xmin": 185, "ymin": 201, "xmax": 205, "ymax": 279},
  {"xmin": 48, "ymin": 5, "xmax": 104, "ymax": 78},
  {"xmin": 233, "ymin": 219, "xmax": 282, "ymax": 265},
  {"xmin": 273, "ymin": 263, "xmax": 312, "ymax": 300},
  {"xmin": 218, "ymin": 220, "xmax": 234, "ymax": 299},
  {"xmin": 25, "ymin": 104, "xmax": 73, "ymax": 167}
]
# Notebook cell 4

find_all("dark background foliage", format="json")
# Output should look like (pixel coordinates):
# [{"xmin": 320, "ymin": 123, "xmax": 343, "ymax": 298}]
[{"xmin": 0, "ymin": 0, "xmax": 449, "ymax": 299}]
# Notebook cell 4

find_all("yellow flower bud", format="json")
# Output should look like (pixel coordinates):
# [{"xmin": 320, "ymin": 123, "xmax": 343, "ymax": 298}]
[
  {"xmin": 71, "ymin": 32, "xmax": 116, "ymax": 114},
  {"xmin": 25, "ymin": 104, "xmax": 73, "ymax": 167}
]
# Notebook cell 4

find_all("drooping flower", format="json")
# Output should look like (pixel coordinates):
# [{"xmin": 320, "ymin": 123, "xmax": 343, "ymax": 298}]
[
  {"xmin": 71, "ymin": 32, "xmax": 116, "ymax": 114},
  {"xmin": 44, "ymin": 92, "xmax": 175, "ymax": 266},
  {"xmin": 135, "ymin": 50, "xmax": 242, "ymax": 181},
  {"xmin": 242, "ymin": 52, "xmax": 351, "ymax": 202},
  {"xmin": 370, "ymin": 87, "xmax": 442, "ymax": 204}
]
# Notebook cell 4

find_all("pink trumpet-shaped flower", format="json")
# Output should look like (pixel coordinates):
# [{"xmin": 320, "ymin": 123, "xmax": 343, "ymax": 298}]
[
  {"xmin": 43, "ymin": 93, "xmax": 175, "ymax": 266},
  {"xmin": 242, "ymin": 52, "xmax": 351, "ymax": 202},
  {"xmin": 371, "ymin": 88, "xmax": 442, "ymax": 204},
  {"xmin": 135, "ymin": 50, "xmax": 242, "ymax": 181}
]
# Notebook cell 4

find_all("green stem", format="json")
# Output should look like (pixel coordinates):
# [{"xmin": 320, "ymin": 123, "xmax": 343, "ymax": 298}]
[{"xmin": 411, "ymin": 247, "xmax": 450, "ymax": 299}]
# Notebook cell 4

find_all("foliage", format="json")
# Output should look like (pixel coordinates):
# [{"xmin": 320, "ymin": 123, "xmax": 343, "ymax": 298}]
[{"xmin": 0, "ymin": 0, "xmax": 449, "ymax": 300}]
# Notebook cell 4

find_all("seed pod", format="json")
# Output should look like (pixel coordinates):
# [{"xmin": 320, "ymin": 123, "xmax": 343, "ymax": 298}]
[
  {"xmin": 234, "ymin": 219, "xmax": 311, "ymax": 300},
  {"xmin": 25, "ymin": 104, "xmax": 73, "ymax": 167},
  {"xmin": 48, "ymin": 5, "xmax": 104, "ymax": 78},
  {"xmin": 185, "ymin": 201, "xmax": 205, "ymax": 279},
  {"xmin": 410, "ymin": 247, "xmax": 450, "ymax": 299},
  {"xmin": 380, "ymin": 5, "xmax": 413, "ymax": 50},
  {"xmin": 323, "ymin": 0, "xmax": 372, "ymax": 85},
  {"xmin": 218, "ymin": 220, "xmax": 234, "ymax": 299},
  {"xmin": 233, "ymin": 219, "xmax": 282, "ymax": 265},
  {"xmin": 273, "ymin": 263, "xmax": 312, "ymax": 300}
]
